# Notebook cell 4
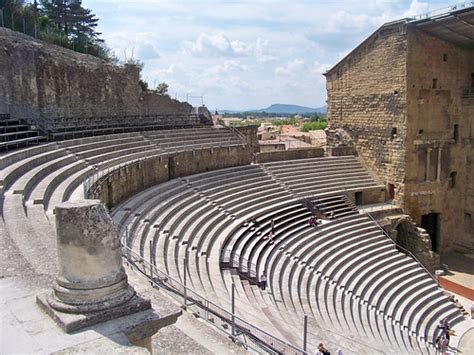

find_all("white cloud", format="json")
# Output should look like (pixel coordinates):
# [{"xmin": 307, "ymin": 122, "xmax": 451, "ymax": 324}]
[
  {"xmin": 402, "ymin": 0, "xmax": 430, "ymax": 17},
  {"xmin": 275, "ymin": 59, "xmax": 305, "ymax": 77},
  {"xmin": 183, "ymin": 33, "xmax": 252, "ymax": 57},
  {"xmin": 208, "ymin": 60, "xmax": 247, "ymax": 75},
  {"xmin": 137, "ymin": 43, "xmax": 160, "ymax": 60},
  {"xmin": 84, "ymin": 0, "xmax": 449, "ymax": 110}
]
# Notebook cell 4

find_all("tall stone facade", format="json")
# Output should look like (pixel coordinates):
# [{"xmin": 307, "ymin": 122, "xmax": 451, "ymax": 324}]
[
  {"xmin": 325, "ymin": 21, "xmax": 408, "ymax": 204},
  {"xmin": 325, "ymin": 11, "xmax": 474, "ymax": 255}
]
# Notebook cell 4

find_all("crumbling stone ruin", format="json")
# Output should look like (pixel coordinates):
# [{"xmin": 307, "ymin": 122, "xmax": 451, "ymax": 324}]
[{"xmin": 0, "ymin": 28, "xmax": 192, "ymax": 120}]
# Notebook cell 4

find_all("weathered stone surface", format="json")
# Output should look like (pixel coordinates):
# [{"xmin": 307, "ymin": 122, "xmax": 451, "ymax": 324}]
[
  {"xmin": 48, "ymin": 200, "xmax": 134, "ymax": 313},
  {"xmin": 325, "ymin": 21, "xmax": 474, "ymax": 257},
  {"xmin": 37, "ymin": 200, "xmax": 158, "ymax": 334},
  {"xmin": 89, "ymin": 146, "xmax": 252, "ymax": 210},
  {"xmin": 255, "ymin": 147, "xmax": 325, "ymax": 163},
  {"xmin": 0, "ymin": 28, "xmax": 191, "ymax": 119},
  {"xmin": 37, "ymin": 292, "xmax": 151, "ymax": 333}
]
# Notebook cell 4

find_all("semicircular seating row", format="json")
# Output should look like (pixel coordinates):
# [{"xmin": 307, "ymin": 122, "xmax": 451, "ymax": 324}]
[
  {"xmin": 110, "ymin": 157, "xmax": 464, "ymax": 354},
  {"xmin": 1, "ymin": 130, "xmax": 465, "ymax": 354},
  {"xmin": 0, "ymin": 127, "xmax": 244, "ymax": 272},
  {"xmin": 113, "ymin": 161, "xmax": 462, "ymax": 353}
]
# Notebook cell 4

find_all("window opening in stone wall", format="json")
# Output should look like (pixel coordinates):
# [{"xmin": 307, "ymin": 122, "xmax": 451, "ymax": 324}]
[
  {"xmin": 449, "ymin": 171, "xmax": 457, "ymax": 188},
  {"xmin": 465, "ymin": 213, "xmax": 472, "ymax": 233},
  {"xmin": 394, "ymin": 90, "xmax": 398, "ymax": 95},
  {"xmin": 355, "ymin": 191, "xmax": 363, "ymax": 205},
  {"xmin": 388, "ymin": 184, "xmax": 395, "ymax": 200},
  {"xmin": 421, "ymin": 213, "xmax": 440, "ymax": 253},
  {"xmin": 443, "ymin": 53, "xmax": 448, "ymax": 62},
  {"xmin": 454, "ymin": 124, "xmax": 459, "ymax": 143},
  {"xmin": 432, "ymin": 78, "xmax": 437, "ymax": 89},
  {"xmin": 419, "ymin": 129, "xmax": 424, "ymax": 134},
  {"xmin": 391, "ymin": 127, "xmax": 397, "ymax": 140},
  {"xmin": 471, "ymin": 73, "xmax": 474, "ymax": 90}
]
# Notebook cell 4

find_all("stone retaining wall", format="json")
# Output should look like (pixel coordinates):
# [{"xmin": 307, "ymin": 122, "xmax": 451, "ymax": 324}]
[
  {"xmin": 255, "ymin": 147, "xmax": 324, "ymax": 163},
  {"xmin": 90, "ymin": 146, "xmax": 251, "ymax": 209},
  {"xmin": 0, "ymin": 28, "xmax": 192, "ymax": 121}
]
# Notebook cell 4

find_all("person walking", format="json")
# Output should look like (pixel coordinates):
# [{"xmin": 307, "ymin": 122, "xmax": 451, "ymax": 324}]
[
  {"xmin": 438, "ymin": 318, "xmax": 450, "ymax": 345},
  {"xmin": 435, "ymin": 335, "xmax": 448, "ymax": 355},
  {"xmin": 260, "ymin": 271, "xmax": 267, "ymax": 291}
]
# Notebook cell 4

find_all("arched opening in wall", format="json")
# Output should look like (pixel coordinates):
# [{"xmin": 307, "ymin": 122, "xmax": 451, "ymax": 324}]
[
  {"xmin": 396, "ymin": 220, "xmax": 413, "ymax": 254},
  {"xmin": 421, "ymin": 213, "xmax": 440, "ymax": 252}
]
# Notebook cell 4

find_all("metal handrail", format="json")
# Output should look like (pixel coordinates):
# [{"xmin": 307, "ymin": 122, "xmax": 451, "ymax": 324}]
[
  {"xmin": 407, "ymin": 1, "xmax": 473, "ymax": 22},
  {"xmin": 1, "ymin": 94, "xmax": 208, "ymax": 134},
  {"xmin": 293, "ymin": 187, "xmax": 438, "ymax": 284},
  {"xmin": 122, "ymin": 246, "xmax": 305, "ymax": 355},
  {"xmin": 227, "ymin": 124, "xmax": 248, "ymax": 145},
  {"xmin": 365, "ymin": 212, "xmax": 440, "ymax": 285}
]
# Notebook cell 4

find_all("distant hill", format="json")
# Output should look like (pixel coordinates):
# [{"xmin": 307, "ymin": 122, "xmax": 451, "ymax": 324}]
[
  {"xmin": 256, "ymin": 104, "xmax": 326, "ymax": 114},
  {"xmin": 220, "ymin": 104, "xmax": 326, "ymax": 114}
]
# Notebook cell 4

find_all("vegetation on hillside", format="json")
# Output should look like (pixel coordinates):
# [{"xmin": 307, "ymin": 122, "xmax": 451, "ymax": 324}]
[{"xmin": 0, "ymin": 0, "xmax": 116, "ymax": 62}]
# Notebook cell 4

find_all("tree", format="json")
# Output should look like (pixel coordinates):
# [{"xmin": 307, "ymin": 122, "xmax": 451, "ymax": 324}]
[
  {"xmin": 156, "ymin": 82, "xmax": 169, "ymax": 95},
  {"xmin": 40, "ymin": 1, "xmax": 104, "ymax": 54},
  {"xmin": 138, "ymin": 79, "xmax": 148, "ymax": 91}
]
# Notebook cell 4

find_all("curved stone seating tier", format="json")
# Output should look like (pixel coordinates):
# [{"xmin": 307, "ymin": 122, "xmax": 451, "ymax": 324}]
[
  {"xmin": 109, "ymin": 157, "xmax": 465, "ymax": 354},
  {"xmin": 262, "ymin": 156, "xmax": 384, "ymax": 197},
  {"xmin": 0, "ymin": 126, "xmax": 246, "ymax": 276},
  {"xmin": 2, "ymin": 138, "xmax": 466, "ymax": 355},
  {"xmin": 0, "ymin": 115, "xmax": 46, "ymax": 151},
  {"xmin": 46, "ymin": 113, "xmax": 211, "ymax": 140}
]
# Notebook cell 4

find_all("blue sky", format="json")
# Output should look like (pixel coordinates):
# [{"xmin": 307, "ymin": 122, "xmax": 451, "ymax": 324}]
[{"xmin": 82, "ymin": 0, "xmax": 459, "ymax": 110}]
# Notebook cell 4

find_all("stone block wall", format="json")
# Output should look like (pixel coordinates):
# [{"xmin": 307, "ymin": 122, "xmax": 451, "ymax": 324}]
[
  {"xmin": 91, "ymin": 146, "xmax": 251, "ymax": 209},
  {"xmin": 327, "ymin": 146, "xmax": 355, "ymax": 156},
  {"xmin": 404, "ymin": 28, "xmax": 474, "ymax": 252},
  {"xmin": 139, "ymin": 92, "xmax": 192, "ymax": 115},
  {"xmin": 325, "ymin": 23, "xmax": 408, "ymax": 204},
  {"xmin": 255, "ymin": 147, "xmax": 324, "ymax": 163},
  {"xmin": 0, "ymin": 28, "xmax": 192, "ymax": 122},
  {"xmin": 235, "ymin": 125, "xmax": 260, "ymax": 153},
  {"xmin": 325, "ymin": 22, "xmax": 474, "ymax": 254}
]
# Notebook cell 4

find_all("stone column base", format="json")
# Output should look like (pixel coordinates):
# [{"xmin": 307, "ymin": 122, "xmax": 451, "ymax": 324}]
[{"xmin": 36, "ymin": 292, "xmax": 151, "ymax": 333}]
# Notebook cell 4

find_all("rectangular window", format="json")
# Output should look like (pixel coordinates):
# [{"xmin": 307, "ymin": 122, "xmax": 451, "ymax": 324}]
[
  {"xmin": 465, "ymin": 213, "xmax": 472, "ymax": 233},
  {"xmin": 432, "ymin": 78, "xmax": 437, "ymax": 89},
  {"xmin": 391, "ymin": 127, "xmax": 397, "ymax": 140},
  {"xmin": 449, "ymin": 171, "xmax": 457, "ymax": 188},
  {"xmin": 443, "ymin": 53, "xmax": 448, "ymax": 62}
]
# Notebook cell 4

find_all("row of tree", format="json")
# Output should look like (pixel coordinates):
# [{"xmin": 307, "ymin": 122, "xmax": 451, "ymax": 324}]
[
  {"xmin": 0, "ymin": 0, "xmax": 115, "ymax": 61},
  {"xmin": 222, "ymin": 111, "xmax": 326, "ymax": 120}
]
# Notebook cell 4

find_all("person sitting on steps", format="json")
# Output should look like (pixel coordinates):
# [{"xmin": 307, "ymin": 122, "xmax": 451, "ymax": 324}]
[{"xmin": 317, "ymin": 343, "xmax": 330, "ymax": 355}]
